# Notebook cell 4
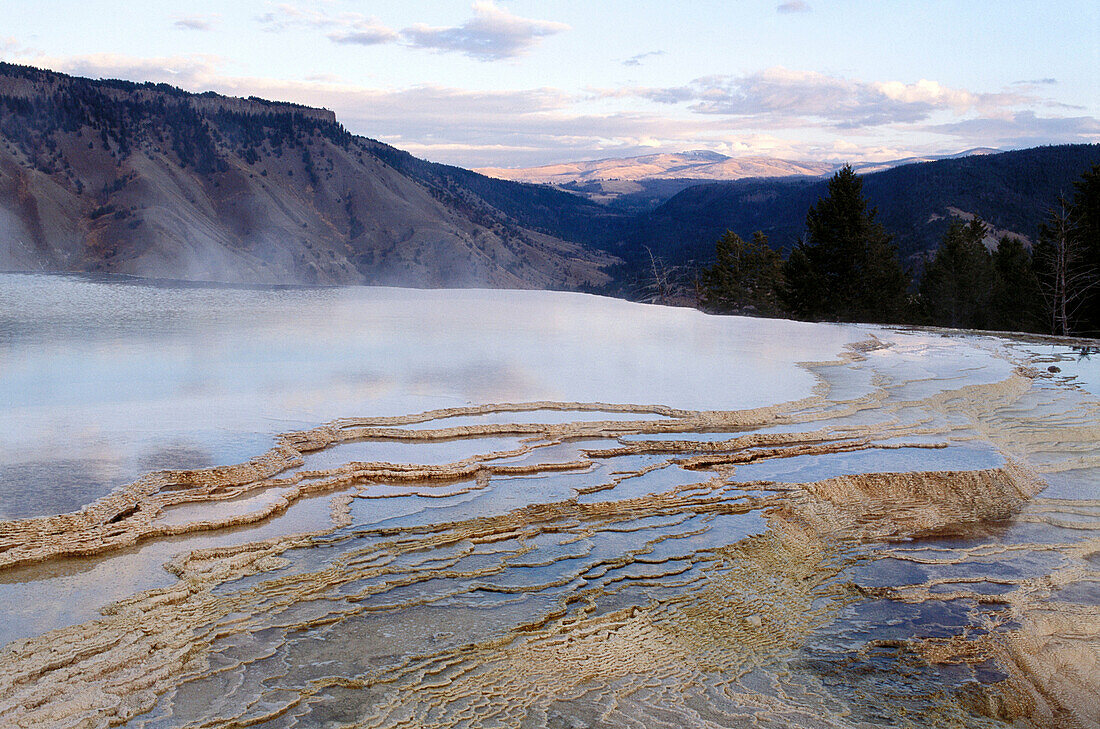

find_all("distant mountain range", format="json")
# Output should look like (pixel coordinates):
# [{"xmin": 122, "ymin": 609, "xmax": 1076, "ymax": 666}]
[
  {"xmin": 1, "ymin": 62, "xmax": 1097, "ymax": 294},
  {"xmin": 477, "ymin": 151, "xmax": 835, "ymax": 185},
  {"xmin": 475, "ymin": 148, "xmax": 1003, "ymax": 210},
  {"xmin": 613, "ymin": 144, "xmax": 1100, "ymax": 271}
]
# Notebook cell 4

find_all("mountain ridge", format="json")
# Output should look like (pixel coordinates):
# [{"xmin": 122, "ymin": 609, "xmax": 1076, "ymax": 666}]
[
  {"xmin": 0, "ymin": 62, "xmax": 615, "ymax": 288},
  {"xmin": 1, "ymin": 62, "xmax": 1096, "ymax": 298},
  {"xmin": 475, "ymin": 147, "xmax": 1003, "ymax": 184},
  {"xmin": 474, "ymin": 147, "xmax": 1004, "ymax": 212},
  {"xmin": 614, "ymin": 143, "xmax": 1100, "ymax": 271},
  {"xmin": 476, "ymin": 151, "xmax": 837, "ymax": 185}
]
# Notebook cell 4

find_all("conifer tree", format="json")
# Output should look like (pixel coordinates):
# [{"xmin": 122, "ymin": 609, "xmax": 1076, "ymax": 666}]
[
  {"xmin": 989, "ymin": 235, "xmax": 1042, "ymax": 333},
  {"xmin": 782, "ymin": 165, "xmax": 909, "ymax": 322},
  {"xmin": 700, "ymin": 231, "xmax": 785, "ymax": 315},
  {"xmin": 1069, "ymin": 165, "xmax": 1100, "ymax": 333},
  {"xmin": 918, "ymin": 218, "xmax": 993, "ymax": 329}
]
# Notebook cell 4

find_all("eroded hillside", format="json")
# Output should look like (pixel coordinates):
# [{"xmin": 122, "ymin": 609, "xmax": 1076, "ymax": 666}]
[{"xmin": 0, "ymin": 63, "xmax": 615, "ymax": 288}]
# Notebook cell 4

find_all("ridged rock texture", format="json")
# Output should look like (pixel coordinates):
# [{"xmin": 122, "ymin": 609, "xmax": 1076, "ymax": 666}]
[
  {"xmin": 0, "ymin": 63, "xmax": 615, "ymax": 287},
  {"xmin": 0, "ymin": 328, "xmax": 1098, "ymax": 728}
]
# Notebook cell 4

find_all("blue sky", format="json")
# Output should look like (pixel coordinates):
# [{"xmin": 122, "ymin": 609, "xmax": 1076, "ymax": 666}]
[{"xmin": 1, "ymin": 1, "xmax": 1097, "ymax": 167}]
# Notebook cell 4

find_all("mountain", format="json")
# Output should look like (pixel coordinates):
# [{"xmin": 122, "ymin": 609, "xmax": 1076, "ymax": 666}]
[
  {"xmin": 2, "ymin": 62, "xmax": 1095, "ymax": 297},
  {"xmin": 613, "ymin": 144, "xmax": 1100, "ymax": 270},
  {"xmin": 475, "ymin": 151, "xmax": 834, "ymax": 211},
  {"xmin": 356, "ymin": 141, "xmax": 624, "ymax": 254},
  {"xmin": 0, "ymin": 63, "xmax": 616, "ymax": 288},
  {"xmin": 849, "ymin": 147, "xmax": 1001, "ymax": 175},
  {"xmin": 474, "ymin": 148, "xmax": 1007, "ymax": 213},
  {"xmin": 477, "ymin": 150, "xmax": 835, "ymax": 185}
]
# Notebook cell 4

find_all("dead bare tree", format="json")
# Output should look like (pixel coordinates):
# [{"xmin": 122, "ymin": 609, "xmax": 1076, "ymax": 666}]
[
  {"xmin": 635, "ymin": 246, "xmax": 696, "ymax": 305},
  {"xmin": 1036, "ymin": 196, "xmax": 1100, "ymax": 336}
]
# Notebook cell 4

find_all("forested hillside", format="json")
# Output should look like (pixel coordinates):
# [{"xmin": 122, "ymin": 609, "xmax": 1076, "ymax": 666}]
[
  {"xmin": 696, "ymin": 163, "xmax": 1100, "ymax": 337},
  {"xmin": 618, "ymin": 144, "xmax": 1100, "ymax": 268}
]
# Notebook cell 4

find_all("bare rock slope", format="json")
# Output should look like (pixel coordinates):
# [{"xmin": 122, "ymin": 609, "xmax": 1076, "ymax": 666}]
[{"xmin": 0, "ymin": 63, "xmax": 614, "ymax": 287}]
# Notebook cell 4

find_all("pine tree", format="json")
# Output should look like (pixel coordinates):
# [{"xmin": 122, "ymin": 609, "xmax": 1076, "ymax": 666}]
[
  {"xmin": 918, "ymin": 218, "xmax": 993, "ymax": 329},
  {"xmin": 989, "ymin": 235, "xmax": 1042, "ymax": 333},
  {"xmin": 700, "ymin": 231, "xmax": 785, "ymax": 315},
  {"xmin": 782, "ymin": 165, "xmax": 909, "ymax": 322}
]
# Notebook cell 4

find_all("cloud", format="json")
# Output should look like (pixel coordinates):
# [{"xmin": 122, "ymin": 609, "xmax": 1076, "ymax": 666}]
[
  {"xmin": 257, "ymin": 4, "xmax": 397, "ymax": 44},
  {"xmin": 927, "ymin": 111, "xmax": 1100, "ymax": 147},
  {"xmin": 11, "ymin": 50, "xmax": 1095, "ymax": 169},
  {"xmin": 615, "ymin": 67, "xmax": 1028, "ymax": 127},
  {"xmin": 173, "ymin": 15, "xmax": 219, "ymax": 32},
  {"xmin": 777, "ymin": 1, "xmax": 812, "ymax": 13},
  {"xmin": 0, "ymin": 36, "xmax": 39, "ymax": 59},
  {"xmin": 1013, "ymin": 77, "xmax": 1058, "ymax": 86},
  {"xmin": 256, "ymin": 2, "xmax": 565, "ymax": 60},
  {"xmin": 329, "ymin": 23, "xmax": 398, "ymax": 46},
  {"xmin": 36, "ymin": 53, "xmax": 226, "ymax": 88},
  {"xmin": 623, "ymin": 50, "xmax": 664, "ymax": 67},
  {"xmin": 400, "ymin": 2, "xmax": 569, "ymax": 60},
  {"xmin": 256, "ymin": 4, "xmax": 321, "ymax": 32}
]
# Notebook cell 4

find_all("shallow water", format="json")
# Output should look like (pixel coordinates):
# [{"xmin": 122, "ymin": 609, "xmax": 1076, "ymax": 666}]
[
  {"xmin": 0, "ymin": 273, "xmax": 858, "ymax": 517},
  {"xmin": 1, "ymin": 274, "xmax": 1098, "ymax": 729}
]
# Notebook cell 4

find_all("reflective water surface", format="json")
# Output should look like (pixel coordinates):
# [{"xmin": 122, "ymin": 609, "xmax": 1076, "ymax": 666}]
[{"xmin": 0, "ymin": 274, "xmax": 1097, "ymax": 728}]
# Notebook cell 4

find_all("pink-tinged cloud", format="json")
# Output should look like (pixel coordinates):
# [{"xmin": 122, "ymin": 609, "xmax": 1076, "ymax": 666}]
[
  {"xmin": 39, "ymin": 53, "xmax": 226, "ymax": 88},
  {"xmin": 257, "ymin": 2, "xmax": 566, "ymax": 60},
  {"xmin": 257, "ymin": 5, "xmax": 397, "ymax": 45},
  {"xmin": 401, "ymin": 1, "xmax": 569, "ymax": 60},
  {"xmin": 927, "ymin": 111, "xmax": 1100, "ymax": 145},
  {"xmin": 10, "ymin": 52, "xmax": 1098, "ymax": 168},
  {"xmin": 614, "ymin": 67, "xmax": 1032, "ymax": 126}
]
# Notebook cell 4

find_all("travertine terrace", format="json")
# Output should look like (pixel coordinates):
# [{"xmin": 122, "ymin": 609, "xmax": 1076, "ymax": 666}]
[{"xmin": 0, "ymin": 291, "xmax": 1097, "ymax": 728}]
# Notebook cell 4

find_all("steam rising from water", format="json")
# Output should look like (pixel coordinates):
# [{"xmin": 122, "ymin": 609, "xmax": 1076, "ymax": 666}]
[{"xmin": 0, "ymin": 276, "xmax": 1097, "ymax": 728}]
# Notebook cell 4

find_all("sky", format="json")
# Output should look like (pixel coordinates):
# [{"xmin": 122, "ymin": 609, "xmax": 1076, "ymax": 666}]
[{"xmin": 1, "ymin": 1, "xmax": 1098, "ymax": 169}]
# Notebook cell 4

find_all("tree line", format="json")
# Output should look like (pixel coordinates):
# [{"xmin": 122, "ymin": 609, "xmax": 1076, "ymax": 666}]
[
  {"xmin": 698, "ymin": 164, "xmax": 1100, "ymax": 337},
  {"xmin": 0, "ymin": 62, "xmax": 352, "ymax": 178}
]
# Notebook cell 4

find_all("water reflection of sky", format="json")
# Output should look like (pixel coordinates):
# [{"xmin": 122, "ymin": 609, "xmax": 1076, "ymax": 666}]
[
  {"xmin": 1012, "ymin": 342, "xmax": 1100, "ymax": 397},
  {"xmin": 0, "ymin": 273, "xmax": 861, "ymax": 517}
]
